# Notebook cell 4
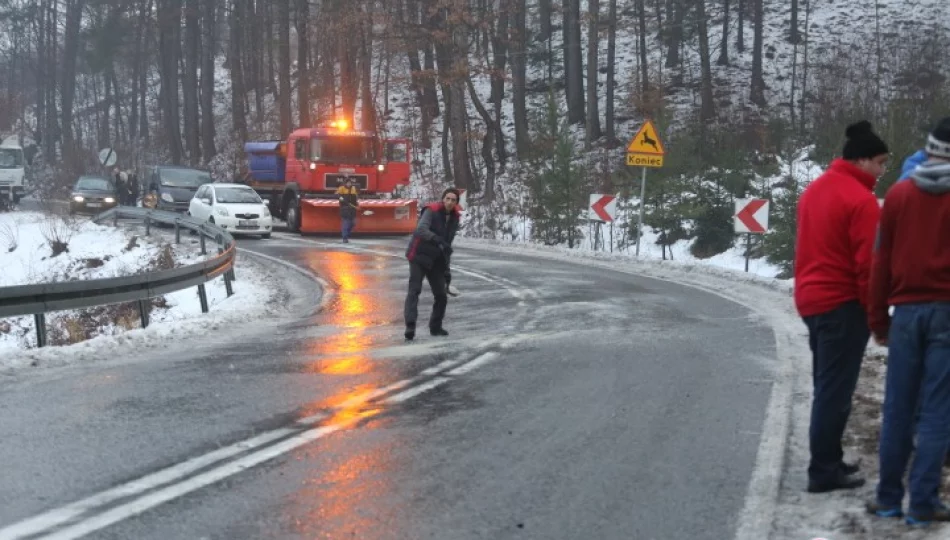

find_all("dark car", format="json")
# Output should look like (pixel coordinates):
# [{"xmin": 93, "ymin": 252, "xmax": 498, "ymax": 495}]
[
  {"xmin": 69, "ymin": 175, "xmax": 117, "ymax": 215},
  {"xmin": 144, "ymin": 165, "xmax": 213, "ymax": 213}
]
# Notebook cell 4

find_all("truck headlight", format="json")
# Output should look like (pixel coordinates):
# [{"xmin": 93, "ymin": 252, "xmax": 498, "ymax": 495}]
[
  {"xmin": 161, "ymin": 192, "xmax": 175, "ymax": 203},
  {"xmin": 377, "ymin": 164, "xmax": 385, "ymax": 172},
  {"xmin": 72, "ymin": 195, "xmax": 84, "ymax": 202},
  {"xmin": 215, "ymin": 207, "xmax": 229, "ymax": 217}
]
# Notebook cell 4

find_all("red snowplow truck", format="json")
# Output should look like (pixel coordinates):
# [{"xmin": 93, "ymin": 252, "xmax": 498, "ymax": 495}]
[{"xmin": 243, "ymin": 121, "xmax": 418, "ymax": 234}]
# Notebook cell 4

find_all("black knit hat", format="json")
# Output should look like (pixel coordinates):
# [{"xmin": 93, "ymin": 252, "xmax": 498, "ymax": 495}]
[
  {"xmin": 925, "ymin": 117, "xmax": 950, "ymax": 159},
  {"xmin": 842, "ymin": 120, "xmax": 889, "ymax": 160}
]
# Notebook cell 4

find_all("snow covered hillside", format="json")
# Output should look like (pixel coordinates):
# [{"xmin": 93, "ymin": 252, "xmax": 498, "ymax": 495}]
[{"xmin": 0, "ymin": 210, "xmax": 284, "ymax": 369}]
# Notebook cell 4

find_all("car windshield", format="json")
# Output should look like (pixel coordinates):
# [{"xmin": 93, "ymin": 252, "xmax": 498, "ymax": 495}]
[
  {"xmin": 76, "ymin": 177, "xmax": 113, "ymax": 191},
  {"xmin": 0, "ymin": 147, "xmax": 23, "ymax": 169},
  {"xmin": 159, "ymin": 168, "xmax": 211, "ymax": 188},
  {"xmin": 311, "ymin": 136, "xmax": 376, "ymax": 165},
  {"xmin": 215, "ymin": 187, "xmax": 261, "ymax": 204}
]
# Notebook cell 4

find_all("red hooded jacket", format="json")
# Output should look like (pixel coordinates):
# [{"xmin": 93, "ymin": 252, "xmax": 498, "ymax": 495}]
[{"xmin": 794, "ymin": 158, "xmax": 881, "ymax": 317}]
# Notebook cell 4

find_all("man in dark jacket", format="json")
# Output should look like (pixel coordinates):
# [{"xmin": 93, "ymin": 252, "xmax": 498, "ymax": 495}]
[
  {"xmin": 403, "ymin": 188, "xmax": 460, "ymax": 341},
  {"xmin": 336, "ymin": 178, "xmax": 359, "ymax": 243},
  {"xmin": 866, "ymin": 117, "xmax": 950, "ymax": 525},
  {"xmin": 794, "ymin": 120, "xmax": 889, "ymax": 493}
]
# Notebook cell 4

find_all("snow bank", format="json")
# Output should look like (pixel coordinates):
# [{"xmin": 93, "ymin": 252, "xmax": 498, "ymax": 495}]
[{"xmin": 0, "ymin": 212, "xmax": 308, "ymax": 372}]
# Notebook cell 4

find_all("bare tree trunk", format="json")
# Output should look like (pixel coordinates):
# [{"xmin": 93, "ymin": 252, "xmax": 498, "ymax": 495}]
[
  {"xmin": 736, "ymin": 0, "xmax": 745, "ymax": 52},
  {"xmin": 277, "ymin": 0, "xmax": 292, "ymax": 135},
  {"xmin": 697, "ymin": 0, "xmax": 715, "ymax": 122},
  {"xmin": 750, "ymin": 0, "xmax": 765, "ymax": 106},
  {"xmin": 538, "ymin": 0, "xmax": 552, "ymax": 40},
  {"xmin": 718, "ymin": 0, "xmax": 730, "ymax": 65},
  {"xmin": 296, "ymin": 0, "xmax": 311, "ymax": 127},
  {"xmin": 60, "ymin": 0, "xmax": 85, "ymax": 161},
  {"xmin": 200, "ymin": 0, "xmax": 216, "ymax": 160},
  {"xmin": 158, "ymin": 0, "xmax": 183, "ymax": 163},
  {"xmin": 563, "ymin": 0, "xmax": 585, "ymax": 124},
  {"xmin": 638, "ymin": 0, "xmax": 650, "ymax": 92},
  {"xmin": 509, "ymin": 0, "xmax": 530, "ymax": 156},
  {"xmin": 789, "ymin": 0, "xmax": 800, "ymax": 43},
  {"xmin": 490, "ymin": 0, "xmax": 509, "ymax": 167},
  {"xmin": 229, "ymin": 0, "xmax": 248, "ymax": 143},
  {"xmin": 585, "ymin": 0, "xmax": 602, "ymax": 146},
  {"xmin": 605, "ymin": 0, "xmax": 617, "ymax": 142},
  {"xmin": 665, "ymin": 0, "xmax": 682, "ymax": 68},
  {"xmin": 183, "ymin": 0, "xmax": 201, "ymax": 164},
  {"xmin": 359, "ymin": 12, "xmax": 377, "ymax": 131}
]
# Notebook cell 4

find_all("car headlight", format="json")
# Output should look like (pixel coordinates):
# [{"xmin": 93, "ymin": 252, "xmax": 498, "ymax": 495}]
[
  {"xmin": 160, "ymin": 192, "xmax": 174, "ymax": 203},
  {"xmin": 215, "ymin": 207, "xmax": 229, "ymax": 217},
  {"xmin": 72, "ymin": 195, "xmax": 84, "ymax": 202},
  {"xmin": 104, "ymin": 197, "xmax": 115, "ymax": 203}
]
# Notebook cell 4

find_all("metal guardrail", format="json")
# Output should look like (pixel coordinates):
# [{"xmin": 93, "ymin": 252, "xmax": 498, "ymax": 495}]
[{"xmin": 0, "ymin": 206, "xmax": 238, "ymax": 347}]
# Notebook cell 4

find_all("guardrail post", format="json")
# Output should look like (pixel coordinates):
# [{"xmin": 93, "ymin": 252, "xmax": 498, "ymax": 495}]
[
  {"xmin": 174, "ymin": 221, "xmax": 181, "ymax": 244},
  {"xmin": 200, "ymin": 234, "xmax": 206, "ymax": 255},
  {"xmin": 113, "ymin": 213, "xmax": 118, "ymax": 227},
  {"xmin": 145, "ymin": 216, "xmax": 151, "ymax": 236},
  {"xmin": 138, "ymin": 299, "xmax": 150, "ymax": 328},
  {"xmin": 197, "ymin": 284, "xmax": 209, "ymax": 313},
  {"xmin": 224, "ymin": 270, "xmax": 233, "ymax": 297},
  {"xmin": 34, "ymin": 314, "xmax": 47, "ymax": 347}
]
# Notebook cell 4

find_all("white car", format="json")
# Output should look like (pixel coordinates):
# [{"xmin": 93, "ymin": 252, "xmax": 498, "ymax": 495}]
[{"xmin": 188, "ymin": 183, "xmax": 273, "ymax": 238}]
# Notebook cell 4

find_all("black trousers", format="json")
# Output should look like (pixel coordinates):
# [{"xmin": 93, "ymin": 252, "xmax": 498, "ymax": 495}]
[
  {"xmin": 803, "ymin": 300, "xmax": 870, "ymax": 484},
  {"xmin": 404, "ymin": 261, "xmax": 448, "ymax": 330}
]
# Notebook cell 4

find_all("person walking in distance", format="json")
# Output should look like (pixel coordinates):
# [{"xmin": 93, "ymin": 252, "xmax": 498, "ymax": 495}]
[
  {"xmin": 794, "ymin": 120, "xmax": 889, "ymax": 493},
  {"xmin": 336, "ymin": 178, "xmax": 359, "ymax": 243},
  {"xmin": 403, "ymin": 188, "xmax": 460, "ymax": 341},
  {"xmin": 866, "ymin": 117, "xmax": 950, "ymax": 525}
]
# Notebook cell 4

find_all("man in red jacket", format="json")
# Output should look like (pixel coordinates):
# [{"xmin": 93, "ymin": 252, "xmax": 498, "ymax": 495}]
[
  {"xmin": 795, "ymin": 120, "xmax": 889, "ymax": 493},
  {"xmin": 866, "ymin": 117, "xmax": 950, "ymax": 525}
]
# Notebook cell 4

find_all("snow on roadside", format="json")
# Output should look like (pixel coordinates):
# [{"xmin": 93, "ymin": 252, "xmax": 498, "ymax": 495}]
[
  {"xmin": 455, "ymin": 237, "xmax": 947, "ymax": 540},
  {"xmin": 0, "ymin": 211, "xmax": 302, "ymax": 372}
]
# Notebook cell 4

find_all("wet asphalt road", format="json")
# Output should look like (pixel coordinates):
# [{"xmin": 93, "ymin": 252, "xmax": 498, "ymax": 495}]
[{"xmin": 0, "ymin": 232, "xmax": 775, "ymax": 540}]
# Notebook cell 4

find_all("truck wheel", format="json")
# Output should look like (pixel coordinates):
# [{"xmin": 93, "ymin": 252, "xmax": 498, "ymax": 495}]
[{"xmin": 285, "ymin": 198, "xmax": 300, "ymax": 233}]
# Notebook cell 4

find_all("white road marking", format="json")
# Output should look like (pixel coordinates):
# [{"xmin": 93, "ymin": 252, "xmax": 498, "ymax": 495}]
[
  {"xmin": 34, "ymin": 424, "xmax": 347, "ymax": 540},
  {"xmin": 447, "ymin": 352, "xmax": 500, "ymax": 376},
  {"xmin": 0, "ymin": 427, "xmax": 298, "ymax": 540},
  {"xmin": 4, "ymin": 344, "xmax": 509, "ymax": 540},
  {"xmin": 384, "ymin": 377, "xmax": 451, "ymax": 403}
]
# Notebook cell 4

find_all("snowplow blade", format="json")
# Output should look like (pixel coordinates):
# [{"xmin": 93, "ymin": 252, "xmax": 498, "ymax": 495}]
[{"xmin": 299, "ymin": 198, "xmax": 419, "ymax": 235}]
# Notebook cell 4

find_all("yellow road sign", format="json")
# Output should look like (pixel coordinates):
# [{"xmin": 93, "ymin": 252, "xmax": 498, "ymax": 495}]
[
  {"xmin": 627, "ymin": 120, "xmax": 665, "ymax": 155},
  {"xmin": 626, "ymin": 153, "xmax": 664, "ymax": 168}
]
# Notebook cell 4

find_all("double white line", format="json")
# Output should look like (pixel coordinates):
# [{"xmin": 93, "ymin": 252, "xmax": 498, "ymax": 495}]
[{"xmin": 0, "ymin": 349, "xmax": 500, "ymax": 540}]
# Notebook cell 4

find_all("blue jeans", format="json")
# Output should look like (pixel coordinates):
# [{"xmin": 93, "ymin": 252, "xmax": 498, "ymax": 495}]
[
  {"xmin": 803, "ymin": 300, "xmax": 870, "ymax": 485},
  {"xmin": 341, "ymin": 216, "xmax": 355, "ymax": 240},
  {"xmin": 876, "ymin": 303, "xmax": 950, "ymax": 515}
]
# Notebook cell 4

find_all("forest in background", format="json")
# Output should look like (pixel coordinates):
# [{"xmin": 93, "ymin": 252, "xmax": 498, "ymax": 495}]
[{"xmin": 1, "ymin": 0, "xmax": 949, "ymax": 275}]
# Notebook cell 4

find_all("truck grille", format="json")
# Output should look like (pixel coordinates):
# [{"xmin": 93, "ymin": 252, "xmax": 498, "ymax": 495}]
[
  {"xmin": 235, "ymin": 213, "xmax": 260, "ymax": 219},
  {"xmin": 324, "ymin": 173, "xmax": 368, "ymax": 190}
]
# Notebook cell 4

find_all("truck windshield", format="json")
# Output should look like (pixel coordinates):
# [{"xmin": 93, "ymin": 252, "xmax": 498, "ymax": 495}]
[
  {"xmin": 311, "ymin": 136, "xmax": 376, "ymax": 165},
  {"xmin": 160, "ymin": 168, "xmax": 211, "ymax": 188},
  {"xmin": 0, "ymin": 148, "xmax": 23, "ymax": 169}
]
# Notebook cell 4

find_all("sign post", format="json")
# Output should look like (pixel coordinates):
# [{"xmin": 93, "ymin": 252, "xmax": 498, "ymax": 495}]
[
  {"xmin": 734, "ymin": 198, "xmax": 770, "ymax": 272},
  {"xmin": 626, "ymin": 120, "xmax": 665, "ymax": 256}
]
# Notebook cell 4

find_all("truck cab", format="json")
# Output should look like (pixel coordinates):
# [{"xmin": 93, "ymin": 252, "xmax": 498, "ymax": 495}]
[{"xmin": 0, "ymin": 143, "xmax": 27, "ymax": 204}]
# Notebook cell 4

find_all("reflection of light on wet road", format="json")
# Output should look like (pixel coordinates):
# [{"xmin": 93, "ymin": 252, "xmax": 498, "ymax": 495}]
[{"xmin": 302, "ymin": 250, "xmax": 390, "ymax": 376}]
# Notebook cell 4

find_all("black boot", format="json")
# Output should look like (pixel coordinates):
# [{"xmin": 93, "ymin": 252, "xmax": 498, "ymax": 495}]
[
  {"xmin": 430, "ymin": 327, "xmax": 449, "ymax": 337},
  {"xmin": 405, "ymin": 323, "xmax": 416, "ymax": 341}
]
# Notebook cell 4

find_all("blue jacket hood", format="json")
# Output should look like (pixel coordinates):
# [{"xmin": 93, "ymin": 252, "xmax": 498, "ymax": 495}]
[{"xmin": 899, "ymin": 150, "xmax": 928, "ymax": 181}]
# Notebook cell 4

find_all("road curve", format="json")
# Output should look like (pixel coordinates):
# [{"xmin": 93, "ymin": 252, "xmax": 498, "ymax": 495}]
[{"xmin": 0, "ymin": 233, "xmax": 776, "ymax": 540}]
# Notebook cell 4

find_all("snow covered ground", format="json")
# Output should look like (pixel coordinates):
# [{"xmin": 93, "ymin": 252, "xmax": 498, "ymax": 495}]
[{"xmin": 0, "ymin": 211, "xmax": 309, "ymax": 372}]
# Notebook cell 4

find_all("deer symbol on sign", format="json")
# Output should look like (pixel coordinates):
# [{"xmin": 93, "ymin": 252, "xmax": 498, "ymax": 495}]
[{"xmin": 641, "ymin": 131, "xmax": 659, "ymax": 152}]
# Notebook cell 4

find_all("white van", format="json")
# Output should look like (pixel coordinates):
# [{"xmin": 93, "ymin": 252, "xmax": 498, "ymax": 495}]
[{"xmin": 0, "ymin": 143, "xmax": 26, "ymax": 204}]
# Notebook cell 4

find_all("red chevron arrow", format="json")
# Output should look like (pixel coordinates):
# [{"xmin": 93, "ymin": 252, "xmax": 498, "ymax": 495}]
[
  {"xmin": 591, "ymin": 195, "xmax": 616, "ymax": 222},
  {"xmin": 736, "ymin": 199, "xmax": 767, "ymax": 233}
]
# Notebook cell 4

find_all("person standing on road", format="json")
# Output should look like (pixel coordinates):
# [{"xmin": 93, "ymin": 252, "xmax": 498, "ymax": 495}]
[
  {"xmin": 794, "ymin": 120, "xmax": 889, "ymax": 493},
  {"xmin": 866, "ymin": 117, "xmax": 950, "ymax": 525},
  {"xmin": 403, "ymin": 188, "xmax": 460, "ymax": 341},
  {"xmin": 336, "ymin": 178, "xmax": 359, "ymax": 243}
]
